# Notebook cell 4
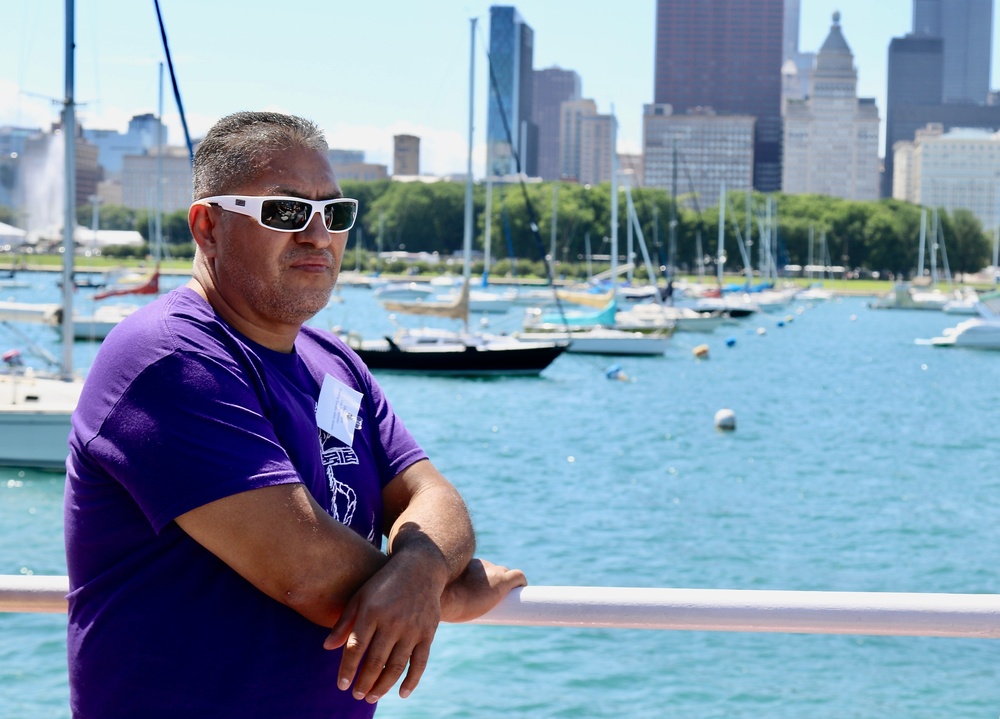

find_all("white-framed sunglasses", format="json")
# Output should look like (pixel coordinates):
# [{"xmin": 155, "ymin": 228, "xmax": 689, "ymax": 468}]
[{"xmin": 198, "ymin": 195, "xmax": 359, "ymax": 233}]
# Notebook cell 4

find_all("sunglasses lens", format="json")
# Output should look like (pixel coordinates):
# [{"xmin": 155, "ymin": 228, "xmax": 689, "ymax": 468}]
[
  {"xmin": 260, "ymin": 199, "xmax": 311, "ymax": 231},
  {"xmin": 325, "ymin": 201, "xmax": 357, "ymax": 232}
]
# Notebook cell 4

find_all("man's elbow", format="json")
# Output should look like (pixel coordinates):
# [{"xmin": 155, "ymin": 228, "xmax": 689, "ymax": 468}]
[{"xmin": 277, "ymin": 581, "xmax": 348, "ymax": 628}]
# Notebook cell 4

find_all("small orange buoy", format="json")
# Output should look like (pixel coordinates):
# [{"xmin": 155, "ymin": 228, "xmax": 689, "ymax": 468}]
[{"xmin": 692, "ymin": 344, "xmax": 710, "ymax": 359}]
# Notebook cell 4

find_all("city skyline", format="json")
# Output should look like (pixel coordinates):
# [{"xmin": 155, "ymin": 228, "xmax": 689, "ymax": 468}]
[{"xmin": 0, "ymin": 1, "xmax": 992, "ymax": 178}]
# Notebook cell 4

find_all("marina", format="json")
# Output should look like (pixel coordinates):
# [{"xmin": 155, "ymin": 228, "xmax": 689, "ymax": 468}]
[{"xmin": 2, "ymin": 277, "xmax": 999, "ymax": 717}]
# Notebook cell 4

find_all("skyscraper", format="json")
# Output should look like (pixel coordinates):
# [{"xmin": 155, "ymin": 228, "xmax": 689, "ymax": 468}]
[
  {"xmin": 393, "ymin": 134, "xmax": 420, "ymax": 176},
  {"xmin": 653, "ymin": 0, "xmax": 784, "ymax": 192},
  {"xmin": 782, "ymin": 13, "xmax": 880, "ymax": 200},
  {"xmin": 912, "ymin": 0, "xmax": 992, "ymax": 104},
  {"xmin": 487, "ymin": 6, "xmax": 536, "ymax": 177},
  {"xmin": 532, "ymin": 67, "xmax": 581, "ymax": 180},
  {"xmin": 883, "ymin": 35, "xmax": 943, "ymax": 197}
]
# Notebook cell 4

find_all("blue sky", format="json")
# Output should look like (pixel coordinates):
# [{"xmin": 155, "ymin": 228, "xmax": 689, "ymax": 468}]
[{"xmin": 0, "ymin": 1, "xmax": 982, "ymax": 177}]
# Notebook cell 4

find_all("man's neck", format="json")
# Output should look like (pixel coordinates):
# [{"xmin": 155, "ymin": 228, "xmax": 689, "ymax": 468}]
[{"xmin": 185, "ymin": 277, "xmax": 302, "ymax": 353}]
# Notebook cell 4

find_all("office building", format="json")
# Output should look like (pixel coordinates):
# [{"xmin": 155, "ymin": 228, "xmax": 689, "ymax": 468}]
[
  {"xmin": 883, "ymin": 30, "xmax": 1000, "ymax": 196},
  {"xmin": 894, "ymin": 124, "xmax": 1000, "ymax": 232},
  {"xmin": 532, "ymin": 67, "xmax": 581, "ymax": 180},
  {"xmin": 121, "ymin": 147, "xmax": 192, "ymax": 213},
  {"xmin": 331, "ymin": 163, "xmax": 388, "ymax": 182},
  {"xmin": 643, "ymin": 104, "xmax": 755, "ymax": 207},
  {"xmin": 578, "ymin": 114, "xmax": 614, "ymax": 186},
  {"xmin": 393, "ymin": 135, "xmax": 420, "ymax": 176},
  {"xmin": 653, "ymin": 0, "xmax": 784, "ymax": 192},
  {"xmin": 912, "ymin": 0, "xmax": 992, "ymax": 105},
  {"xmin": 487, "ymin": 6, "xmax": 537, "ymax": 177},
  {"xmin": 558, "ymin": 99, "xmax": 597, "ymax": 182},
  {"xmin": 83, "ymin": 114, "xmax": 165, "ymax": 179},
  {"xmin": 883, "ymin": 35, "xmax": 945, "ymax": 197},
  {"xmin": 783, "ymin": 13, "xmax": 880, "ymax": 200},
  {"xmin": 328, "ymin": 149, "xmax": 387, "ymax": 182}
]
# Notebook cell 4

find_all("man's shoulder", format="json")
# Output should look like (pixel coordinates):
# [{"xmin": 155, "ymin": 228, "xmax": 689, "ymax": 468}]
[{"xmin": 107, "ymin": 287, "xmax": 231, "ymax": 359}]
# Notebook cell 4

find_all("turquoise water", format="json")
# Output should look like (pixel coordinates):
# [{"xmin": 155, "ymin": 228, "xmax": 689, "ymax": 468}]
[{"xmin": 2, "ymin": 276, "xmax": 999, "ymax": 717}]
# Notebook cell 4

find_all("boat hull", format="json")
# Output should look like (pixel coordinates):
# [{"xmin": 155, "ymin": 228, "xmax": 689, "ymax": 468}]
[
  {"xmin": 352, "ymin": 340, "xmax": 566, "ymax": 376},
  {"xmin": 0, "ymin": 408, "xmax": 72, "ymax": 470}
]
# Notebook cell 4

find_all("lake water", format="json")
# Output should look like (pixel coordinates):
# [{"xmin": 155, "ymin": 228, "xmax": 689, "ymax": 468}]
[{"xmin": 2, "ymin": 273, "xmax": 999, "ymax": 718}]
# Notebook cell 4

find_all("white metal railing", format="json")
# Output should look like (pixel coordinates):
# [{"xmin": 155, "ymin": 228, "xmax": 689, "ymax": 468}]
[{"xmin": 2, "ymin": 575, "xmax": 1000, "ymax": 638}]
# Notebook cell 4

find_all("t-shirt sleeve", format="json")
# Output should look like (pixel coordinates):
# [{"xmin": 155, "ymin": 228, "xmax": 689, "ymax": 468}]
[
  {"xmin": 84, "ymin": 349, "xmax": 303, "ymax": 533},
  {"xmin": 363, "ymin": 367, "xmax": 427, "ymax": 487}
]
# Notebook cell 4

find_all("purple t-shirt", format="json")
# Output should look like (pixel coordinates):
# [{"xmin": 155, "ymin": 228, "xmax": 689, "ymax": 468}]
[{"xmin": 64, "ymin": 287, "xmax": 427, "ymax": 718}]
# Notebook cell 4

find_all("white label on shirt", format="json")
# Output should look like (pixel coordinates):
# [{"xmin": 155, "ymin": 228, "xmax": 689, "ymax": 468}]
[{"xmin": 317, "ymin": 374, "xmax": 363, "ymax": 447}]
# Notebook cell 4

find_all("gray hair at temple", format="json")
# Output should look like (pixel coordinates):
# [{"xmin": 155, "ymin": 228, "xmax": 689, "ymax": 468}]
[{"xmin": 191, "ymin": 111, "xmax": 329, "ymax": 199}]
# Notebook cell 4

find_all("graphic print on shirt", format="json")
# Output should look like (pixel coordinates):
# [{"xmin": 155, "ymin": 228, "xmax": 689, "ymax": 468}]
[{"xmin": 319, "ymin": 429, "xmax": 359, "ymax": 526}]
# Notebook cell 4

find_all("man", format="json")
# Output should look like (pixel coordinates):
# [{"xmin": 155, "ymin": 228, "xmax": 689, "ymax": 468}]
[{"xmin": 64, "ymin": 111, "xmax": 526, "ymax": 718}]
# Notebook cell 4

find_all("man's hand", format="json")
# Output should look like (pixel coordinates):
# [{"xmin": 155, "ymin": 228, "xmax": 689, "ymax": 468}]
[
  {"xmin": 324, "ymin": 549, "xmax": 448, "ymax": 703},
  {"xmin": 441, "ymin": 558, "xmax": 527, "ymax": 623}
]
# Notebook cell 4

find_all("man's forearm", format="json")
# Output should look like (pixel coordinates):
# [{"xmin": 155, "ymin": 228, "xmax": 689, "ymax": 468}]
[
  {"xmin": 382, "ymin": 460, "xmax": 476, "ymax": 583},
  {"xmin": 387, "ymin": 480, "xmax": 475, "ymax": 583}
]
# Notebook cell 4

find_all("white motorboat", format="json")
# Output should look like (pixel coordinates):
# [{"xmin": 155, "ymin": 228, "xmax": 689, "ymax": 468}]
[
  {"xmin": 941, "ymin": 288, "xmax": 981, "ymax": 315},
  {"xmin": 0, "ymin": 301, "xmax": 62, "ymax": 325},
  {"xmin": 795, "ymin": 286, "xmax": 835, "ymax": 302},
  {"xmin": 927, "ymin": 318, "xmax": 1000, "ymax": 349},
  {"xmin": 373, "ymin": 281, "xmax": 435, "ymax": 302},
  {"xmin": 72, "ymin": 304, "xmax": 140, "ymax": 341},
  {"xmin": 0, "ymin": 370, "xmax": 84, "ymax": 469},
  {"xmin": 616, "ymin": 303, "xmax": 726, "ymax": 333},
  {"xmin": 870, "ymin": 283, "xmax": 949, "ymax": 310},
  {"xmin": 519, "ymin": 326, "xmax": 669, "ymax": 356}
]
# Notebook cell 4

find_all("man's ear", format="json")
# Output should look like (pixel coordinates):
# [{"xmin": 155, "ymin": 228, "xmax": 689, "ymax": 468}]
[{"xmin": 189, "ymin": 203, "xmax": 219, "ymax": 258}]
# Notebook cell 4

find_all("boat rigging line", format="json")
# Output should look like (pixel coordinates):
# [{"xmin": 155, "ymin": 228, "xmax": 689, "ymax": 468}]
[
  {"xmin": 483, "ymin": 42, "xmax": 569, "ymax": 328},
  {"xmin": 152, "ymin": 0, "xmax": 194, "ymax": 166}
]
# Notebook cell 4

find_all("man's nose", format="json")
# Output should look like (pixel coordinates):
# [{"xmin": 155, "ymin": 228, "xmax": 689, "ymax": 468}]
[{"xmin": 296, "ymin": 211, "xmax": 333, "ymax": 246}]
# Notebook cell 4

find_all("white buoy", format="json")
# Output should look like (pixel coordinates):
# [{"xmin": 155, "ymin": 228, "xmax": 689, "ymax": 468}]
[{"xmin": 714, "ymin": 408, "xmax": 736, "ymax": 431}]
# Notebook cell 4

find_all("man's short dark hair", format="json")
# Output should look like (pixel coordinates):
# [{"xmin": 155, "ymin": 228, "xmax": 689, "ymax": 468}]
[{"xmin": 192, "ymin": 111, "xmax": 328, "ymax": 199}]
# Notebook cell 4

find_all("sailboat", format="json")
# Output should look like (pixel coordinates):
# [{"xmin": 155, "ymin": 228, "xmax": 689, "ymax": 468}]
[
  {"xmin": 344, "ymin": 18, "xmax": 566, "ymax": 376},
  {"xmin": 0, "ymin": 0, "xmax": 85, "ymax": 469},
  {"xmin": 870, "ymin": 209, "xmax": 950, "ymax": 311}
]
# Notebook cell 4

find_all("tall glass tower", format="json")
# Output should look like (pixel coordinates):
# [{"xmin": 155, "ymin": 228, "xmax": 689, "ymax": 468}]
[
  {"xmin": 487, "ymin": 6, "xmax": 536, "ymax": 177},
  {"xmin": 912, "ymin": 0, "xmax": 992, "ymax": 104},
  {"xmin": 654, "ymin": 0, "xmax": 785, "ymax": 192}
]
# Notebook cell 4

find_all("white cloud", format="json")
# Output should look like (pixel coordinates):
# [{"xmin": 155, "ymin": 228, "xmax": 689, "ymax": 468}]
[{"xmin": 0, "ymin": 80, "xmax": 62, "ymax": 130}]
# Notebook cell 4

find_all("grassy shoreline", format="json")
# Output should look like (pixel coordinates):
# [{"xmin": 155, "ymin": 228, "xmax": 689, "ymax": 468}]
[{"xmin": 9, "ymin": 254, "xmax": 996, "ymax": 296}]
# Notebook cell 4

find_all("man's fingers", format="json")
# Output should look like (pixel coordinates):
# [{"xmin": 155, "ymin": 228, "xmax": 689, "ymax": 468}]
[
  {"xmin": 336, "ymin": 625, "xmax": 374, "ymax": 693},
  {"xmin": 397, "ymin": 641, "xmax": 431, "ymax": 699},
  {"xmin": 360, "ymin": 641, "xmax": 422, "ymax": 703},
  {"xmin": 324, "ymin": 600, "xmax": 358, "ymax": 651}
]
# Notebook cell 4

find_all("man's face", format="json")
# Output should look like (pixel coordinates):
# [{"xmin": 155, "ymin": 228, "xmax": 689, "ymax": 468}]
[{"xmin": 210, "ymin": 145, "xmax": 348, "ymax": 330}]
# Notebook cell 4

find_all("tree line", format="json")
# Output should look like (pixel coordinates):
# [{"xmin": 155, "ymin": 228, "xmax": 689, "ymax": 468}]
[
  {"xmin": 5, "ymin": 181, "xmax": 993, "ymax": 277},
  {"xmin": 345, "ymin": 180, "xmax": 994, "ymax": 279}
]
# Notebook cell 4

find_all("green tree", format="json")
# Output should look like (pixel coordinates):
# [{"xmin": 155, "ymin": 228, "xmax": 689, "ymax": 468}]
[{"xmin": 944, "ymin": 208, "xmax": 991, "ymax": 276}]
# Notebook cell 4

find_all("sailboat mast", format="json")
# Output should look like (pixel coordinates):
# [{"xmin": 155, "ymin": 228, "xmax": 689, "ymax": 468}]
[
  {"xmin": 609, "ymin": 108, "xmax": 618, "ymax": 295},
  {"xmin": 462, "ymin": 17, "xmax": 476, "ymax": 284},
  {"xmin": 60, "ymin": 0, "xmax": 76, "ymax": 376},
  {"xmin": 917, "ymin": 208, "xmax": 927, "ymax": 280},
  {"xmin": 930, "ymin": 208, "xmax": 939, "ymax": 286},
  {"xmin": 154, "ymin": 63, "xmax": 164, "ymax": 265},
  {"xmin": 716, "ymin": 183, "xmax": 725, "ymax": 287},
  {"xmin": 669, "ymin": 140, "xmax": 677, "ymax": 280}
]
